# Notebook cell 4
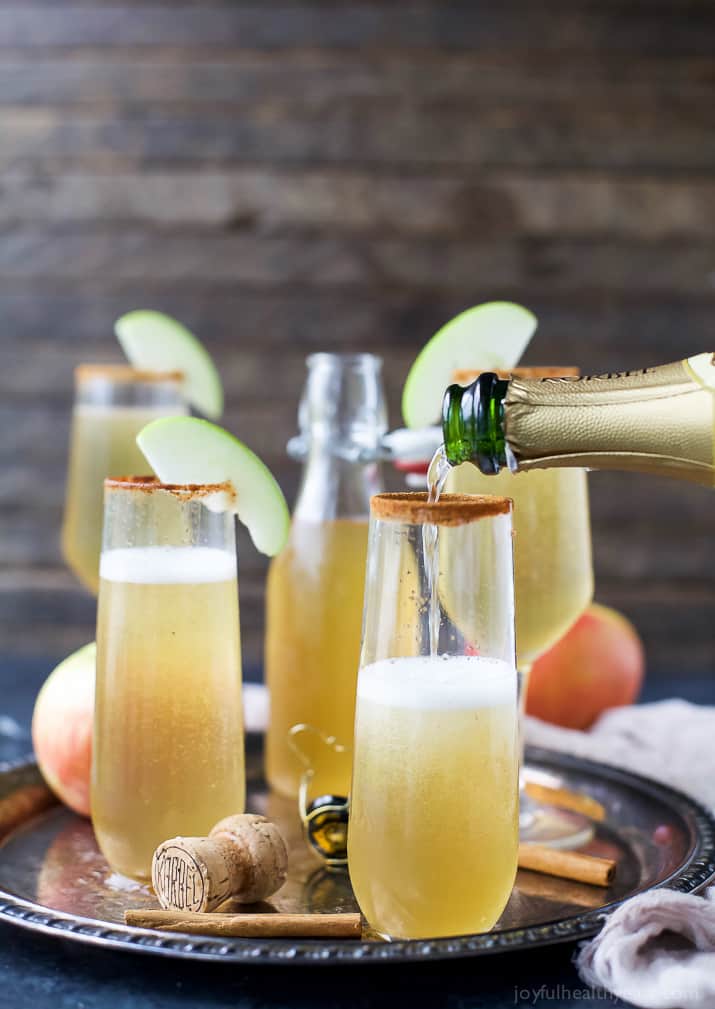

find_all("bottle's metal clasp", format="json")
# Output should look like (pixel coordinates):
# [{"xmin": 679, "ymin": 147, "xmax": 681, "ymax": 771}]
[
  {"xmin": 286, "ymin": 435, "xmax": 388, "ymax": 465},
  {"xmin": 287, "ymin": 724, "xmax": 350, "ymax": 869}
]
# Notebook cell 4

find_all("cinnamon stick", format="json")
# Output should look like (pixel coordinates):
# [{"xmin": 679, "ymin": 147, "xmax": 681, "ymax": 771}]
[
  {"xmin": 0, "ymin": 784, "xmax": 56, "ymax": 838},
  {"xmin": 125, "ymin": 910, "xmax": 362, "ymax": 939},
  {"xmin": 516, "ymin": 870, "xmax": 605, "ymax": 909},
  {"xmin": 518, "ymin": 843, "xmax": 615, "ymax": 887},
  {"xmin": 524, "ymin": 782, "xmax": 606, "ymax": 822}
]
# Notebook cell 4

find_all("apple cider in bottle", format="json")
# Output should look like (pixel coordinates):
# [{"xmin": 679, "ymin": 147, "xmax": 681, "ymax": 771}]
[{"xmin": 265, "ymin": 354, "xmax": 386, "ymax": 799}]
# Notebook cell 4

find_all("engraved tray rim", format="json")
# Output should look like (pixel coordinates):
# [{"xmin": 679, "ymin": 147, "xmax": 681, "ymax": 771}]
[{"xmin": 0, "ymin": 745, "xmax": 713, "ymax": 966}]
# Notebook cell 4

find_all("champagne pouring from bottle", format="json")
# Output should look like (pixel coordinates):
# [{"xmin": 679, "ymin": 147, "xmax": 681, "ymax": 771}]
[{"xmin": 394, "ymin": 304, "xmax": 714, "ymax": 487}]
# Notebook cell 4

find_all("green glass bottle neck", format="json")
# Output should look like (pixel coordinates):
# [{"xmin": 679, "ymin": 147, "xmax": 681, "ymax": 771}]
[{"xmin": 442, "ymin": 374, "xmax": 511, "ymax": 473}]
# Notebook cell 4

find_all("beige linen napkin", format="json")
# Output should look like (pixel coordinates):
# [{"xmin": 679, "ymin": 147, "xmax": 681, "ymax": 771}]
[{"xmin": 526, "ymin": 701, "xmax": 715, "ymax": 1009}]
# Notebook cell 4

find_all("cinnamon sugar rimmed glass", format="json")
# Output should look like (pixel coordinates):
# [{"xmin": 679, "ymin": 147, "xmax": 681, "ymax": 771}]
[
  {"xmin": 348, "ymin": 493, "xmax": 519, "ymax": 940},
  {"xmin": 446, "ymin": 367, "xmax": 594, "ymax": 849},
  {"xmin": 61, "ymin": 365, "xmax": 188, "ymax": 594},
  {"xmin": 92, "ymin": 475, "xmax": 244, "ymax": 881}
]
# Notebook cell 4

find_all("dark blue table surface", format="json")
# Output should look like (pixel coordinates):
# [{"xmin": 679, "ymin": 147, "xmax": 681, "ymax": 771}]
[{"xmin": 1, "ymin": 656, "xmax": 711, "ymax": 1009}]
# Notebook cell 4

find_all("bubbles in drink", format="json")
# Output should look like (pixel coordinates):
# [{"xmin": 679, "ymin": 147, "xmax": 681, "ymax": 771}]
[
  {"xmin": 349, "ymin": 654, "xmax": 518, "ymax": 939},
  {"xmin": 94, "ymin": 544, "xmax": 244, "ymax": 880}
]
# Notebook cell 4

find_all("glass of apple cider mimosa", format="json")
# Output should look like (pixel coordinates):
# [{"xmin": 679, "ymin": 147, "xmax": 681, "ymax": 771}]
[
  {"xmin": 92, "ymin": 476, "xmax": 244, "ymax": 881},
  {"xmin": 348, "ymin": 492, "xmax": 519, "ymax": 940},
  {"xmin": 62, "ymin": 366, "xmax": 187, "ymax": 594}
]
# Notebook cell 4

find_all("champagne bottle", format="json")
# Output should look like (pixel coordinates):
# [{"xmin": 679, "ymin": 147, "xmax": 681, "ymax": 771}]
[{"xmin": 441, "ymin": 353, "xmax": 714, "ymax": 487}]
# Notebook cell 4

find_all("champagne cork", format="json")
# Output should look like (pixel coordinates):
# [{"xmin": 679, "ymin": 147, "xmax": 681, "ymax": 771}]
[{"xmin": 152, "ymin": 814, "xmax": 288, "ymax": 913}]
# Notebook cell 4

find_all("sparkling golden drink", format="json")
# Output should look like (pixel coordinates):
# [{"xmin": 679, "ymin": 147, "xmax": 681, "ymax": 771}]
[
  {"xmin": 92, "ymin": 545, "xmax": 244, "ymax": 880},
  {"xmin": 447, "ymin": 465, "xmax": 592, "ymax": 667},
  {"xmin": 348, "ymin": 655, "xmax": 519, "ymax": 939},
  {"xmin": 62, "ymin": 367, "xmax": 185, "ymax": 593},
  {"xmin": 265, "ymin": 518, "xmax": 368, "ymax": 798}
]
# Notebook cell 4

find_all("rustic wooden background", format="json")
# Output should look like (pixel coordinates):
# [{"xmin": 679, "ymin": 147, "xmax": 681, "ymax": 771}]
[{"xmin": 1, "ymin": 1, "xmax": 713, "ymax": 679}]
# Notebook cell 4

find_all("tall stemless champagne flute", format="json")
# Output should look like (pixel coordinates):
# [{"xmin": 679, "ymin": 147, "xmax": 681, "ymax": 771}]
[
  {"xmin": 62, "ymin": 366, "xmax": 187, "ymax": 594},
  {"xmin": 92, "ymin": 476, "xmax": 244, "ymax": 881},
  {"xmin": 446, "ymin": 367, "xmax": 594, "ymax": 846},
  {"xmin": 348, "ymin": 493, "xmax": 519, "ymax": 940}
]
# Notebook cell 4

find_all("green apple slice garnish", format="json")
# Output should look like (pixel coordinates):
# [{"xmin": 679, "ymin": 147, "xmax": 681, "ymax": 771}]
[
  {"xmin": 137, "ymin": 417, "xmax": 289, "ymax": 556},
  {"xmin": 402, "ymin": 301, "xmax": 537, "ymax": 428},
  {"xmin": 115, "ymin": 310, "xmax": 223, "ymax": 420}
]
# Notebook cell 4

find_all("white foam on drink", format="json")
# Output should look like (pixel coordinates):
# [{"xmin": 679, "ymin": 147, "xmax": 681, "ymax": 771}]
[
  {"xmin": 357, "ymin": 655, "xmax": 515, "ymax": 710},
  {"xmin": 100, "ymin": 546, "xmax": 236, "ymax": 584}
]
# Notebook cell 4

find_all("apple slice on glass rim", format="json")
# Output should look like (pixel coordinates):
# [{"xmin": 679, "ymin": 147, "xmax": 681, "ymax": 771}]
[
  {"xmin": 137, "ymin": 417, "xmax": 290, "ymax": 557},
  {"xmin": 401, "ymin": 301, "xmax": 537, "ymax": 429},
  {"xmin": 115, "ymin": 310, "xmax": 224, "ymax": 420}
]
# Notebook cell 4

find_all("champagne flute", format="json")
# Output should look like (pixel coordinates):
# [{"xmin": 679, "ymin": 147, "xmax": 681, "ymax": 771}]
[
  {"xmin": 92, "ymin": 476, "xmax": 244, "ymax": 880},
  {"xmin": 348, "ymin": 492, "xmax": 519, "ymax": 939},
  {"xmin": 62, "ymin": 365, "xmax": 187, "ymax": 593}
]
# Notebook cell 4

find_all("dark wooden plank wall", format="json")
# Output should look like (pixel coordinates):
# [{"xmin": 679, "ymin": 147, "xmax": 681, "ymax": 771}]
[{"xmin": 1, "ymin": 1, "xmax": 713, "ymax": 677}]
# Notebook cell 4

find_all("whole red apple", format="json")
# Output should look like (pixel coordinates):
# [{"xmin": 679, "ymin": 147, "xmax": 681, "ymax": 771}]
[
  {"xmin": 31, "ymin": 642, "xmax": 95, "ymax": 817},
  {"xmin": 526, "ymin": 603, "xmax": 645, "ymax": 730}
]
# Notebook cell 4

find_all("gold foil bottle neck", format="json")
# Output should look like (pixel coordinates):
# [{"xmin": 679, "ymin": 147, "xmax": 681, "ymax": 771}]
[{"xmin": 504, "ymin": 357, "xmax": 714, "ymax": 487}]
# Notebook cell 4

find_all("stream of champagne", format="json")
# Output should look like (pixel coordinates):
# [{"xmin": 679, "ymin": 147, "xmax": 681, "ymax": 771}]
[{"xmin": 424, "ymin": 445, "xmax": 452, "ymax": 655}]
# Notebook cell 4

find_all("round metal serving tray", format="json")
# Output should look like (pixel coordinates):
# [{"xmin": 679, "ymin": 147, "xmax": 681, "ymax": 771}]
[{"xmin": 0, "ymin": 740, "xmax": 713, "ymax": 965}]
